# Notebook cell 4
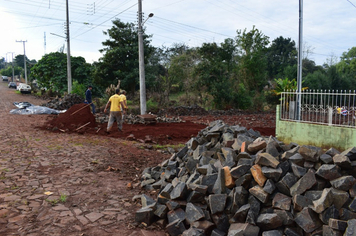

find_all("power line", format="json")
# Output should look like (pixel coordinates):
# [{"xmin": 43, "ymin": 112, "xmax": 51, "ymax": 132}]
[
  {"xmin": 346, "ymin": 0, "xmax": 356, "ymax": 8},
  {"xmin": 153, "ymin": 16, "xmax": 232, "ymax": 39},
  {"xmin": 72, "ymin": 3, "xmax": 138, "ymax": 39}
]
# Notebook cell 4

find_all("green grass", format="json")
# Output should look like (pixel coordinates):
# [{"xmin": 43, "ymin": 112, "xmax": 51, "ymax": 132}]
[
  {"xmin": 46, "ymin": 193, "xmax": 67, "ymax": 205},
  {"xmin": 147, "ymin": 98, "xmax": 158, "ymax": 111},
  {"xmin": 153, "ymin": 143, "xmax": 185, "ymax": 150},
  {"xmin": 46, "ymin": 199, "xmax": 59, "ymax": 205},
  {"xmin": 169, "ymin": 91, "xmax": 185, "ymax": 101},
  {"xmin": 59, "ymin": 194, "xmax": 67, "ymax": 203}
]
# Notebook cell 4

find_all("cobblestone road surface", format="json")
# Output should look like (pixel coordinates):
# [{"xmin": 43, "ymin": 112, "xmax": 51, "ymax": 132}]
[{"xmin": 0, "ymin": 82, "xmax": 167, "ymax": 236}]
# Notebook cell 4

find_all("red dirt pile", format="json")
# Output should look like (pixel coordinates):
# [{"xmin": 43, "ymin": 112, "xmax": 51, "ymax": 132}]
[{"xmin": 46, "ymin": 103, "xmax": 96, "ymax": 131}]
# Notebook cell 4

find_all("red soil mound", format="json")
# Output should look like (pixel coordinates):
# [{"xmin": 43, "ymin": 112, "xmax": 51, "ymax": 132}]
[
  {"xmin": 46, "ymin": 103, "xmax": 96, "ymax": 131},
  {"xmin": 43, "ymin": 104, "xmax": 276, "ymax": 145},
  {"xmin": 43, "ymin": 103, "xmax": 207, "ymax": 145}
]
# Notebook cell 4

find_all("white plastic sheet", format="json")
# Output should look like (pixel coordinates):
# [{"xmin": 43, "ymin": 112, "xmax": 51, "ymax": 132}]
[{"xmin": 10, "ymin": 102, "xmax": 66, "ymax": 115}]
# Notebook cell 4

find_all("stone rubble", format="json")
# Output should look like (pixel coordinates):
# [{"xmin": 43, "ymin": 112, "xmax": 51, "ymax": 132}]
[
  {"xmin": 41, "ymin": 93, "xmax": 84, "ymax": 110},
  {"xmin": 135, "ymin": 120, "xmax": 356, "ymax": 235}
]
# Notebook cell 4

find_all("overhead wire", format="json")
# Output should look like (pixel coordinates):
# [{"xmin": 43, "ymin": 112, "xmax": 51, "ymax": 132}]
[
  {"xmin": 71, "ymin": 2, "xmax": 138, "ymax": 39},
  {"xmin": 145, "ymin": 20, "xmax": 227, "ymax": 47},
  {"xmin": 2, "ymin": 0, "xmax": 354, "ymax": 63},
  {"xmin": 346, "ymin": 0, "xmax": 356, "ymax": 8},
  {"xmin": 70, "ymin": 0, "xmax": 136, "ymax": 41}
]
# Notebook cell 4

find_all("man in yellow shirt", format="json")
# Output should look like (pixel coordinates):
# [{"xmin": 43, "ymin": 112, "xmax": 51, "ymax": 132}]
[
  {"xmin": 119, "ymin": 90, "xmax": 128, "ymax": 125},
  {"xmin": 104, "ymin": 89, "xmax": 126, "ymax": 132},
  {"xmin": 119, "ymin": 90, "xmax": 127, "ymax": 111}
]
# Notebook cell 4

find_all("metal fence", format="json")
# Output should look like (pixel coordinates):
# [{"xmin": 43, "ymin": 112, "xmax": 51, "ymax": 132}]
[{"xmin": 280, "ymin": 90, "xmax": 356, "ymax": 128}]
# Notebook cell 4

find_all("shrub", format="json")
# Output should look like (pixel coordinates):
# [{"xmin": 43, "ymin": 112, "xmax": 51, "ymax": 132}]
[
  {"xmin": 71, "ymin": 81, "xmax": 86, "ymax": 99},
  {"xmin": 147, "ymin": 98, "xmax": 159, "ymax": 113}
]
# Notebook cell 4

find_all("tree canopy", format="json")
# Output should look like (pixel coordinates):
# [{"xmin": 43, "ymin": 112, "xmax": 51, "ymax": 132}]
[
  {"xmin": 25, "ymin": 21, "xmax": 356, "ymax": 111},
  {"xmin": 93, "ymin": 19, "xmax": 154, "ymax": 94},
  {"xmin": 30, "ymin": 52, "xmax": 92, "ymax": 93}
]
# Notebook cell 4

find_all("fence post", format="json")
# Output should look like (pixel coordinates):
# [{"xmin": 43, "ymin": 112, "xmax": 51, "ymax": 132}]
[
  {"xmin": 328, "ymin": 107, "xmax": 333, "ymax": 126},
  {"xmin": 289, "ymin": 101, "xmax": 295, "ymax": 120}
]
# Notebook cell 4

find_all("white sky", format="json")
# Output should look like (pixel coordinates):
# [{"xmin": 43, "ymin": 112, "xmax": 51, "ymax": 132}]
[{"xmin": 0, "ymin": 0, "xmax": 355, "ymax": 66}]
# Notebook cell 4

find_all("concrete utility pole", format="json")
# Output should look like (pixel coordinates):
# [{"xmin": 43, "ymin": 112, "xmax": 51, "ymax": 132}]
[
  {"xmin": 137, "ymin": 0, "xmax": 153, "ymax": 115},
  {"xmin": 138, "ymin": 0, "xmax": 146, "ymax": 115},
  {"xmin": 6, "ymin": 52, "xmax": 14, "ymax": 82},
  {"xmin": 66, "ymin": 0, "xmax": 72, "ymax": 93},
  {"xmin": 16, "ymin": 40, "xmax": 28, "ymax": 84},
  {"xmin": 11, "ymin": 53, "xmax": 14, "ymax": 82},
  {"xmin": 296, "ymin": 0, "xmax": 303, "ymax": 121},
  {"xmin": 8, "ymin": 53, "xmax": 14, "ymax": 82}
]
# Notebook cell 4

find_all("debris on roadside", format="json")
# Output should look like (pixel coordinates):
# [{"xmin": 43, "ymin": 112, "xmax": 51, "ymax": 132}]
[
  {"xmin": 41, "ymin": 93, "xmax": 84, "ymax": 110},
  {"xmin": 135, "ymin": 120, "xmax": 356, "ymax": 236},
  {"xmin": 10, "ymin": 102, "xmax": 66, "ymax": 115}
]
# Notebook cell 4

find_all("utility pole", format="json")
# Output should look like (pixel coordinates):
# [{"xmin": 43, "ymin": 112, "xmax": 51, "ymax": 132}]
[
  {"xmin": 138, "ymin": 0, "xmax": 146, "ymax": 115},
  {"xmin": 296, "ymin": 0, "xmax": 303, "ymax": 121},
  {"xmin": 66, "ymin": 0, "xmax": 72, "ymax": 93},
  {"xmin": 16, "ymin": 40, "xmax": 28, "ymax": 84},
  {"xmin": 6, "ymin": 52, "xmax": 14, "ymax": 82},
  {"xmin": 7, "ymin": 52, "xmax": 14, "ymax": 82},
  {"xmin": 11, "ymin": 53, "xmax": 14, "ymax": 82},
  {"xmin": 137, "ymin": 0, "xmax": 153, "ymax": 115}
]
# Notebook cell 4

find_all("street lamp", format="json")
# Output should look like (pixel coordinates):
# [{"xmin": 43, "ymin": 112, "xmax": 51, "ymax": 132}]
[{"xmin": 138, "ymin": 0, "xmax": 153, "ymax": 115}]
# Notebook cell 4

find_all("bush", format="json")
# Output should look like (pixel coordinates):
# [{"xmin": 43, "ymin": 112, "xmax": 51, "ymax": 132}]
[
  {"xmin": 147, "ymin": 98, "xmax": 159, "ymax": 113},
  {"xmin": 177, "ymin": 93, "xmax": 201, "ymax": 106},
  {"xmin": 71, "ymin": 81, "xmax": 86, "ymax": 99}
]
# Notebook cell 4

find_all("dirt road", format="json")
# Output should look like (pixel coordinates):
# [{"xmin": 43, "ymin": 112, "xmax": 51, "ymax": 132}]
[{"xmin": 0, "ymin": 82, "xmax": 168, "ymax": 235}]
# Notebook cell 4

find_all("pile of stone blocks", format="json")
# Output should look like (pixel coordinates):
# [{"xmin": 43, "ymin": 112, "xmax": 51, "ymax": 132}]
[
  {"xmin": 41, "ymin": 93, "xmax": 84, "ymax": 110},
  {"xmin": 135, "ymin": 120, "xmax": 356, "ymax": 235}
]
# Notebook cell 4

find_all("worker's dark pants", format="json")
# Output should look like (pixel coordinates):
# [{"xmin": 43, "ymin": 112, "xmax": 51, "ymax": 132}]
[{"xmin": 90, "ymin": 103, "xmax": 96, "ymax": 114}]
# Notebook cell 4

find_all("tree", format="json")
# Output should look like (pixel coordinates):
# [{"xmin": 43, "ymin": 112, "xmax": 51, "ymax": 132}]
[
  {"xmin": 303, "ymin": 70, "xmax": 330, "ymax": 90},
  {"xmin": 94, "ymin": 19, "xmax": 154, "ymax": 94},
  {"xmin": 168, "ymin": 48, "xmax": 198, "ymax": 95},
  {"xmin": 0, "ymin": 66, "xmax": 23, "ymax": 77},
  {"xmin": 145, "ymin": 44, "xmax": 191, "ymax": 95},
  {"xmin": 336, "ymin": 47, "xmax": 356, "ymax": 90},
  {"xmin": 195, "ymin": 39, "xmax": 239, "ymax": 109},
  {"xmin": 30, "ymin": 52, "xmax": 93, "ymax": 94},
  {"xmin": 14, "ymin": 54, "xmax": 29, "ymax": 68},
  {"xmin": 236, "ymin": 26, "xmax": 270, "ymax": 92},
  {"xmin": 0, "ymin": 57, "xmax": 5, "ymax": 70},
  {"xmin": 267, "ymin": 36, "xmax": 297, "ymax": 80}
]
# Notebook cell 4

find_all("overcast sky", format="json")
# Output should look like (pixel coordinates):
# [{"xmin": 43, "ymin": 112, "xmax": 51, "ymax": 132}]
[{"xmin": 0, "ymin": 0, "xmax": 355, "ymax": 66}]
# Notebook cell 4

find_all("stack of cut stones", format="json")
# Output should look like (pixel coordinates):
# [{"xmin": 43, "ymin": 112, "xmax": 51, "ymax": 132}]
[
  {"xmin": 42, "ymin": 93, "xmax": 84, "ymax": 110},
  {"xmin": 135, "ymin": 120, "xmax": 356, "ymax": 235}
]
